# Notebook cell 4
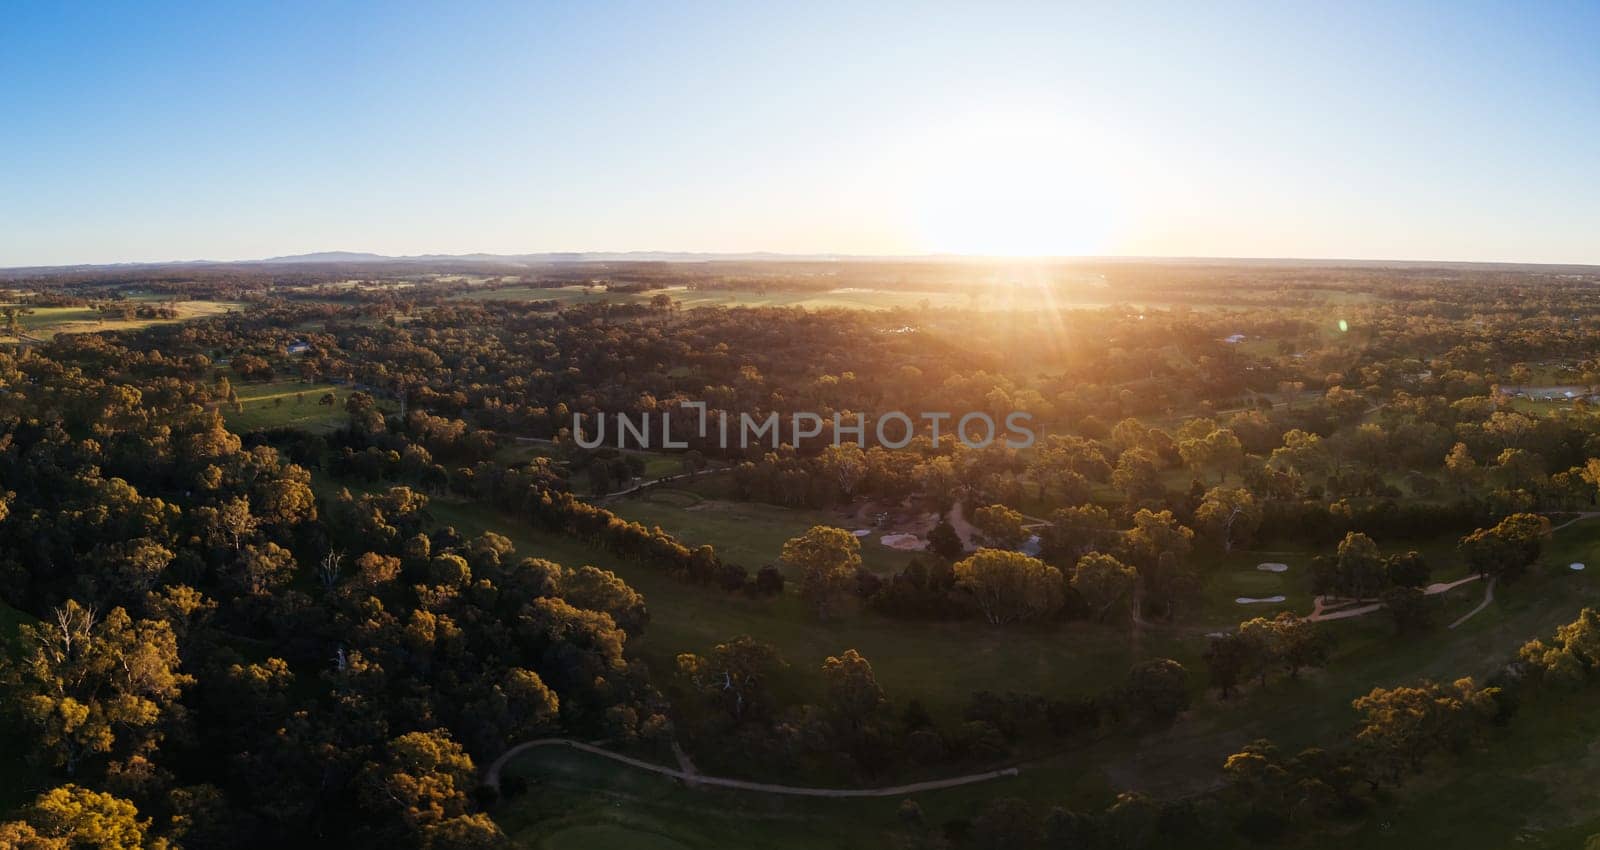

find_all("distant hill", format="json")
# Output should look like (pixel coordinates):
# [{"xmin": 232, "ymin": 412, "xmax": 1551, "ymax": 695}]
[
  {"xmin": 257, "ymin": 250, "xmax": 857, "ymax": 265},
  {"xmin": 260, "ymin": 251, "xmax": 398, "ymax": 264}
]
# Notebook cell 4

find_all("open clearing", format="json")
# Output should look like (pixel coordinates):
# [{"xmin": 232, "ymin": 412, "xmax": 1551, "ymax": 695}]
[
  {"xmin": 223, "ymin": 380, "xmax": 395, "ymax": 433},
  {"xmin": 0, "ymin": 299, "xmax": 243, "ymax": 341},
  {"xmin": 607, "ymin": 488, "xmax": 921, "ymax": 578},
  {"xmin": 487, "ymin": 739, "xmax": 1019, "ymax": 798},
  {"xmin": 495, "ymin": 745, "xmax": 890, "ymax": 850},
  {"xmin": 497, "ymin": 443, "xmax": 707, "ymax": 490}
]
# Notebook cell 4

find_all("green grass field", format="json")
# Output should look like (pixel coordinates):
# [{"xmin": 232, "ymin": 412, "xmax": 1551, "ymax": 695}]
[
  {"xmin": 222, "ymin": 380, "xmax": 388, "ymax": 433},
  {"xmin": 1308, "ymin": 686, "xmax": 1600, "ymax": 850},
  {"xmin": 608, "ymin": 488, "xmax": 920, "ymax": 577},
  {"xmin": 496, "ymin": 444, "xmax": 706, "ymax": 489},
  {"xmin": 495, "ymin": 746, "xmax": 878, "ymax": 850},
  {"xmin": 0, "ymin": 300, "xmax": 243, "ymax": 341}
]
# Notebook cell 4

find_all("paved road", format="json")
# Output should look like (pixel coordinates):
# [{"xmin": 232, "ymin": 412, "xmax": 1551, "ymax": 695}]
[{"xmin": 484, "ymin": 738, "xmax": 1019, "ymax": 798}]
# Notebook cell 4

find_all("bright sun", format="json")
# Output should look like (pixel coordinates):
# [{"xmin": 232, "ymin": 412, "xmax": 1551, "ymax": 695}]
[{"xmin": 904, "ymin": 110, "xmax": 1129, "ymax": 257}]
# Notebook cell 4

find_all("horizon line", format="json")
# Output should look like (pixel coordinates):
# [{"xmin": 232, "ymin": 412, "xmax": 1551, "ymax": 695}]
[{"xmin": 5, "ymin": 250, "xmax": 1600, "ymax": 274}]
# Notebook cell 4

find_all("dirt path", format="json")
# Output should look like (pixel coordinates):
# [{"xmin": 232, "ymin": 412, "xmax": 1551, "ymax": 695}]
[
  {"xmin": 1548, "ymin": 511, "xmax": 1600, "ymax": 533},
  {"xmin": 946, "ymin": 500, "xmax": 982, "ymax": 551},
  {"xmin": 1448, "ymin": 576, "xmax": 1497, "ymax": 630},
  {"xmin": 1303, "ymin": 512, "xmax": 1596, "ymax": 626},
  {"xmin": 670, "ymin": 740, "xmax": 699, "ymax": 781},
  {"xmin": 510, "ymin": 435, "xmax": 730, "ymax": 501},
  {"xmin": 1306, "ymin": 597, "xmax": 1385, "ymax": 622},
  {"xmin": 595, "ymin": 467, "xmax": 731, "ymax": 502},
  {"xmin": 483, "ymin": 739, "xmax": 1019, "ymax": 798},
  {"xmin": 1306, "ymin": 574, "xmax": 1483, "ymax": 623}
]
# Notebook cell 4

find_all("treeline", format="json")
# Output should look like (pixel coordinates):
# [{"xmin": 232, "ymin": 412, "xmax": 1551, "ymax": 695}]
[{"xmin": 315, "ymin": 423, "xmax": 788, "ymax": 600}]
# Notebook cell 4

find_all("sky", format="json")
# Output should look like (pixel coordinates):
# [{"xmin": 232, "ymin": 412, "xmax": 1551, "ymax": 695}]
[{"xmin": 2, "ymin": 0, "xmax": 1598, "ymax": 267}]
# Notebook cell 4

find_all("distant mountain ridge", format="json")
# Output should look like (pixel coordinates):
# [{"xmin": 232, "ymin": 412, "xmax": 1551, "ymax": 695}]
[
  {"xmin": 260, "ymin": 251, "xmax": 398, "ymax": 264},
  {"xmin": 259, "ymin": 250, "xmax": 858, "ymax": 265}
]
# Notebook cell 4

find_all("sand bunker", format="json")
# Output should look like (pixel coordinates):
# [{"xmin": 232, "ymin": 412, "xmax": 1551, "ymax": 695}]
[
  {"xmin": 1236, "ymin": 595, "xmax": 1288, "ymax": 604},
  {"xmin": 1257, "ymin": 562, "xmax": 1289, "ymax": 573},
  {"xmin": 880, "ymin": 533, "xmax": 926, "ymax": 552},
  {"xmin": 851, "ymin": 529, "xmax": 872, "ymax": 537},
  {"xmin": 1573, "ymin": 563, "xmax": 1587, "ymax": 571}
]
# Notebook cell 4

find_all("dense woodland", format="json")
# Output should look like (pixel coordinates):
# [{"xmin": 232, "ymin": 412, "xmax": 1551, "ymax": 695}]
[{"xmin": 5, "ymin": 260, "xmax": 1600, "ymax": 848}]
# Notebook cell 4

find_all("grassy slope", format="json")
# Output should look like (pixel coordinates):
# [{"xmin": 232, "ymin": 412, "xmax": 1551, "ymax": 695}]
[
  {"xmin": 496, "ymin": 747, "xmax": 887, "ymax": 850},
  {"xmin": 1311, "ymin": 687, "xmax": 1600, "ymax": 850}
]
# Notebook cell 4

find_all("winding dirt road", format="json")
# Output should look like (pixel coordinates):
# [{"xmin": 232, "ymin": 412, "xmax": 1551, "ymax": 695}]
[{"xmin": 484, "ymin": 738, "xmax": 1019, "ymax": 798}]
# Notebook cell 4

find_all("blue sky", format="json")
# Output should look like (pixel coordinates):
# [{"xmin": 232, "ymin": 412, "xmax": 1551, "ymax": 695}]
[{"xmin": 2, "ymin": 0, "xmax": 1597, "ymax": 266}]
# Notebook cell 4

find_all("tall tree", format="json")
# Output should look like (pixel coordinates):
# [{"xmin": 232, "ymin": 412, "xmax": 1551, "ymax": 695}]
[
  {"xmin": 954, "ymin": 549, "xmax": 1064, "ymax": 625},
  {"xmin": 6, "ymin": 601, "xmax": 190, "ymax": 774},
  {"xmin": 16, "ymin": 784, "xmax": 164, "ymax": 850},
  {"xmin": 1192, "ymin": 487, "xmax": 1263, "ymax": 552},
  {"xmin": 1458, "ymin": 513, "xmax": 1549, "ymax": 582},
  {"xmin": 675, "ymin": 635, "xmax": 787, "ymax": 722},
  {"xmin": 1070, "ymin": 553, "xmax": 1138, "ymax": 622},
  {"xmin": 782, "ymin": 526, "xmax": 863, "ymax": 620},
  {"xmin": 1334, "ymin": 532, "xmax": 1384, "ymax": 600},
  {"xmin": 972, "ymin": 504, "xmax": 1028, "ymax": 549},
  {"xmin": 359, "ymin": 730, "xmax": 478, "ymax": 832}
]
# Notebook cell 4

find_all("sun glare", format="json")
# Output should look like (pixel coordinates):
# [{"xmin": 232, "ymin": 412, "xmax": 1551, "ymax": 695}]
[{"xmin": 904, "ymin": 110, "xmax": 1130, "ymax": 257}]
